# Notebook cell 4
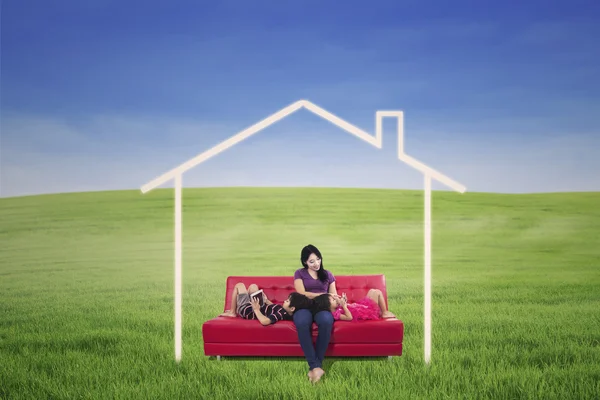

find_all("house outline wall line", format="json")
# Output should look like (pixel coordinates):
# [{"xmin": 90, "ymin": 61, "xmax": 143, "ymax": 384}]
[{"xmin": 140, "ymin": 99, "xmax": 467, "ymax": 365}]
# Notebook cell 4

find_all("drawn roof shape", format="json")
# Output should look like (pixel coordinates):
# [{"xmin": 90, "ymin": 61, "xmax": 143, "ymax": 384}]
[{"xmin": 141, "ymin": 99, "xmax": 466, "ymax": 194}]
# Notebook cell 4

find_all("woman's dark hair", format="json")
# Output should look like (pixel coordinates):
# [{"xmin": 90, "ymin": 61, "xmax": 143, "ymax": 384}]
[
  {"xmin": 312, "ymin": 293, "xmax": 333, "ymax": 313},
  {"xmin": 300, "ymin": 244, "xmax": 329, "ymax": 282},
  {"xmin": 287, "ymin": 292, "xmax": 314, "ymax": 310}
]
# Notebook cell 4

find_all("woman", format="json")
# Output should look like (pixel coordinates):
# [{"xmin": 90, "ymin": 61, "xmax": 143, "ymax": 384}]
[{"xmin": 293, "ymin": 244, "xmax": 340, "ymax": 384}]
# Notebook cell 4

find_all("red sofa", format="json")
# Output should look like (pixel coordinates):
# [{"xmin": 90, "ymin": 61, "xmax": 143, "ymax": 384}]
[{"xmin": 202, "ymin": 274, "xmax": 404, "ymax": 359}]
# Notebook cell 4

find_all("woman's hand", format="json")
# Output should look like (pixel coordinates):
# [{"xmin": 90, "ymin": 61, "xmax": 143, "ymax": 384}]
[{"xmin": 332, "ymin": 292, "xmax": 347, "ymax": 301}]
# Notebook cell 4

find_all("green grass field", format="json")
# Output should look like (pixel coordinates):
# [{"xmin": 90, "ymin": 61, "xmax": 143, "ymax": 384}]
[{"xmin": 1, "ymin": 187, "xmax": 599, "ymax": 399}]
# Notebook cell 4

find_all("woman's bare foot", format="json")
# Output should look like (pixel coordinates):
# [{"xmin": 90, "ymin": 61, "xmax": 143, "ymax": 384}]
[
  {"xmin": 219, "ymin": 310, "xmax": 236, "ymax": 317},
  {"xmin": 381, "ymin": 311, "xmax": 396, "ymax": 319},
  {"xmin": 309, "ymin": 368, "xmax": 325, "ymax": 383}
]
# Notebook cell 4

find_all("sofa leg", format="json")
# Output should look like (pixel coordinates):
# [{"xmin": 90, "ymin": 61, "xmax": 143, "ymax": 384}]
[
  {"xmin": 217, "ymin": 356, "xmax": 221, "ymax": 361},
  {"xmin": 388, "ymin": 356, "xmax": 393, "ymax": 361}
]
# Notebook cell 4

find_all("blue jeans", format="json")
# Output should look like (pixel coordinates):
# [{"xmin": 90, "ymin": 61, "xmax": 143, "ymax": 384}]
[{"xmin": 293, "ymin": 309, "xmax": 334, "ymax": 370}]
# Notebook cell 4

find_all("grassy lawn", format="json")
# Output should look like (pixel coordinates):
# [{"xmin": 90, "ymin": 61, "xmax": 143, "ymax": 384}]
[{"xmin": 1, "ymin": 187, "xmax": 599, "ymax": 399}]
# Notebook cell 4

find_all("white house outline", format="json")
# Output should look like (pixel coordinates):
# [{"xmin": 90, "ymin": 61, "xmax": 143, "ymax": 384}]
[{"xmin": 140, "ymin": 99, "xmax": 466, "ymax": 365}]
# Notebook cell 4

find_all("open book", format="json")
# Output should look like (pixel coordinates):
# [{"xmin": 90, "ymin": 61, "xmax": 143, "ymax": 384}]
[{"xmin": 249, "ymin": 289, "xmax": 265, "ymax": 307}]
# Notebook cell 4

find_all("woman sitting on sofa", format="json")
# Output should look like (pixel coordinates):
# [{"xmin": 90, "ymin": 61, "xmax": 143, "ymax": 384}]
[{"xmin": 292, "ymin": 244, "xmax": 342, "ymax": 384}]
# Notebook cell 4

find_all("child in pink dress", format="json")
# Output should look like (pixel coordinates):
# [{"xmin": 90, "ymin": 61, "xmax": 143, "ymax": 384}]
[{"xmin": 314, "ymin": 289, "xmax": 396, "ymax": 321}]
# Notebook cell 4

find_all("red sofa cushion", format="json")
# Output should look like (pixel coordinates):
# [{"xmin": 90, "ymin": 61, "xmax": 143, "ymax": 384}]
[{"xmin": 202, "ymin": 317, "xmax": 403, "ymax": 344}]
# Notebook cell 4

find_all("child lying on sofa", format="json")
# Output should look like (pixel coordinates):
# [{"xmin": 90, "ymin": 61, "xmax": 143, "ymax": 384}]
[
  {"xmin": 312, "ymin": 289, "xmax": 396, "ymax": 321},
  {"xmin": 219, "ymin": 282, "xmax": 312, "ymax": 325}
]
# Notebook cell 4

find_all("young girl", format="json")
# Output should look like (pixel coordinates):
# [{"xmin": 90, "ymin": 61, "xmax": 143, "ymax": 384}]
[{"xmin": 313, "ymin": 289, "xmax": 396, "ymax": 321}]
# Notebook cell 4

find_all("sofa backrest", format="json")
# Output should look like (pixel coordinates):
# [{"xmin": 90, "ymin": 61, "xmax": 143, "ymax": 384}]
[{"xmin": 223, "ymin": 274, "xmax": 388, "ymax": 312}]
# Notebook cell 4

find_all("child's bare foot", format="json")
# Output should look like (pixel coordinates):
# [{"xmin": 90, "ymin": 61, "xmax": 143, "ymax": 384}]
[
  {"xmin": 219, "ymin": 310, "xmax": 236, "ymax": 317},
  {"xmin": 381, "ymin": 311, "xmax": 396, "ymax": 319}
]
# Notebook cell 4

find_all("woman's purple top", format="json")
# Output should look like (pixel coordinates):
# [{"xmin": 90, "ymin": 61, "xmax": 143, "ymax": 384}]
[{"xmin": 294, "ymin": 268, "xmax": 336, "ymax": 293}]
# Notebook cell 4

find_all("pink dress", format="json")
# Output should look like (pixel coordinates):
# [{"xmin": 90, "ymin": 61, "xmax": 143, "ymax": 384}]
[{"xmin": 332, "ymin": 297, "xmax": 381, "ymax": 321}]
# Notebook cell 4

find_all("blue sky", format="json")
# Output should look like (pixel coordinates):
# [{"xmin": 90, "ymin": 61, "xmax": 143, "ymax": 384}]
[{"xmin": 1, "ymin": 0, "xmax": 599, "ymax": 197}]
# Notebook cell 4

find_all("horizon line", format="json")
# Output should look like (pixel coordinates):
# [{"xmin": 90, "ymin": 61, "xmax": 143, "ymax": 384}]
[{"xmin": 1, "ymin": 185, "xmax": 598, "ymax": 200}]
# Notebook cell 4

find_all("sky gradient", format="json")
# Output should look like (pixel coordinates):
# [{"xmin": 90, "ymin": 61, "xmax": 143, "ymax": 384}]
[{"xmin": 2, "ymin": 0, "xmax": 599, "ymax": 197}]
